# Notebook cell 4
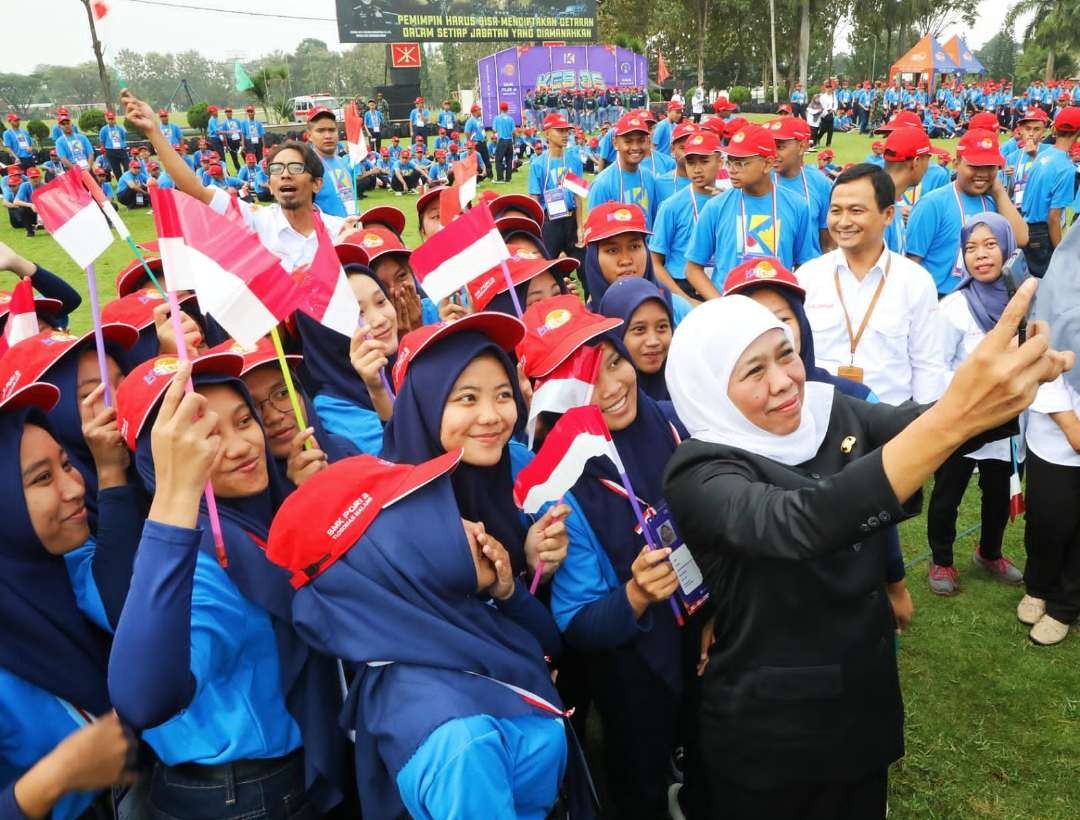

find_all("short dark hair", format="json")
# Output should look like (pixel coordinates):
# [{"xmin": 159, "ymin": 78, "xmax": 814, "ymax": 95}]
[
  {"xmin": 831, "ymin": 163, "xmax": 895, "ymax": 212},
  {"xmin": 266, "ymin": 140, "xmax": 323, "ymax": 180}
]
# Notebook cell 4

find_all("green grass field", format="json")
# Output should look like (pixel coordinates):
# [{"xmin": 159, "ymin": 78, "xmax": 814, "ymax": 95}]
[{"xmin": 5, "ymin": 123, "xmax": 1078, "ymax": 818}]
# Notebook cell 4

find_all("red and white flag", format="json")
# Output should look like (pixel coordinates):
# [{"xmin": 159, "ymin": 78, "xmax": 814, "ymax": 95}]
[
  {"xmin": 439, "ymin": 185, "xmax": 463, "ymax": 228},
  {"xmin": 410, "ymin": 202, "xmax": 509, "ymax": 302},
  {"xmin": 291, "ymin": 215, "xmax": 361, "ymax": 337},
  {"xmin": 81, "ymin": 168, "xmax": 131, "ymax": 241},
  {"xmin": 150, "ymin": 186, "xmax": 300, "ymax": 346},
  {"xmin": 513, "ymin": 405, "xmax": 623, "ymax": 514},
  {"xmin": 344, "ymin": 102, "xmax": 369, "ymax": 166},
  {"xmin": 563, "ymin": 171, "xmax": 590, "ymax": 198},
  {"xmin": 524, "ymin": 345, "xmax": 603, "ymax": 446},
  {"xmin": 2, "ymin": 279, "xmax": 39, "ymax": 351},
  {"xmin": 1009, "ymin": 439, "xmax": 1025, "ymax": 522},
  {"xmin": 452, "ymin": 153, "xmax": 478, "ymax": 208},
  {"xmin": 32, "ymin": 170, "xmax": 113, "ymax": 269}
]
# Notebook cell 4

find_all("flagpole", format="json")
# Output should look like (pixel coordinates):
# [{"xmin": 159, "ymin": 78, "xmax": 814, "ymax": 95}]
[
  {"xmin": 83, "ymin": 264, "xmax": 114, "ymax": 407},
  {"xmin": 269, "ymin": 325, "xmax": 314, "ymax": 450},
  {"xmin": 498, "ymin": 259, "xmax": 523, "ymax": 318}
]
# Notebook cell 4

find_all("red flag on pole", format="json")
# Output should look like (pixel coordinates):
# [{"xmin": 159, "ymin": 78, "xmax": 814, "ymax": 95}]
[
  {"xmin": 657, "ymin": 51, "xmax": 671, "ymax": 84},
  {"xmin": 409, "ymin": 202, "xmax": 509, "ymax": 302},
  {"xmin": 451, "ymin": 153, "xmax": 478, "ymax": 208},
  {"xmin": 344, "ymin": 101, "xmax": 369, "ymax": 165},
  {"xmin": 32, "ymin": 170, "xmax": 113, "ymax": 269},
  {"xmin": 292, "ymin": 215, "xmax": 361, "ymax": 337}
]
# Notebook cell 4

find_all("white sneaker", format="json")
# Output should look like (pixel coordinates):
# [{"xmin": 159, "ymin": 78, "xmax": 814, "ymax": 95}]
[
  {"xmin": 394, "ymin": 191, "xmax": 403, "ymax": 197},
  {"xmin": 1030, "ymin": 614, "xmax": 1070, "ymax": 646},
  {"xmin": 1017, "ymin": 594, "xmax": 1046, "ymax": 625},
  {"xmin": 667, "ymin": 783, "xmax": 685, "ymax": 820}
]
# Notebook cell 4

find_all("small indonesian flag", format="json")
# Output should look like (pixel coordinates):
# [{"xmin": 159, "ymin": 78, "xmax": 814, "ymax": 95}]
[
  {"xmin": 92, "ymin": 0, "xmax": 110, "ymax": 20},
  {"xmin": 513, "ymin": 405, "xmax": 623, "ymax": 514},
  {"xmin": 563, "ymin": 171, "xmax": 589, "ymax": 198},
  {"xmin": 452, "ymin": 153, "xmax": 478, "ymax": 208},
  {"xmin": 150, "ymin": 186, "xmax": 301, "ymax": 346},
  {"xmin": 3, "ymin": 279, "xmax": 39, "ymax": 350},
  {"xmin": 32, "ymin": 170, "xmax": 113, "ymax": 269},
  {"xmin": 292, "ymin": 215, "xmax": 361, "ymax": 337},
  {"xmin": 1009, "ymin": 438, "xmax": 1025, "ymax": 522},
  {"xmin": 344, "ymin": 101, "xmax": 369, "ymax": 166},
  {"xmin": 410, "ymin": 202, "xmax": 509, "ymax": 303},
  {"xmin": 524, "ymin": 344, "xmax": 602, "ymax": 446}
]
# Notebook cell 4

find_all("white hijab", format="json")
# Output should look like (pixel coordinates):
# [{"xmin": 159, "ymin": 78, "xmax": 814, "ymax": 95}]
[{"xmin": 666, "ymin": 295, "xmax": 835, "ymax": 466}]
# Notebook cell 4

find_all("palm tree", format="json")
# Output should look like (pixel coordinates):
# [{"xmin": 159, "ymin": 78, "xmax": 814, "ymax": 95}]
[
  {"xmin": 1008, "ymin": 0, "xmax": 1080, "ymax": 81},
  {"xmin": 248, "ymin": 66, "xmax": 289, "ymax": 123}
]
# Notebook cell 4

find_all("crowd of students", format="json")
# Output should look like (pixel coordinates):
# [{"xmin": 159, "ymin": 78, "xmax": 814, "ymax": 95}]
[{"xmin": 0, "ymin": 76, "xmax": 1078, "ymax": 820}]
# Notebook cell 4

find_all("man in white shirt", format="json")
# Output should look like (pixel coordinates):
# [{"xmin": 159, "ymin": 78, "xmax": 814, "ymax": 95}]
[
  {"xmin": 816, "ymin": 82, "xmax": 838, "ymax": 149},
  {"xmin": 797, "ymin": 163, "xmax": 946, "ymax": 406},
  {"xmin": 691, "ymin": 87, "xmax": 705, "ymax": 123}
]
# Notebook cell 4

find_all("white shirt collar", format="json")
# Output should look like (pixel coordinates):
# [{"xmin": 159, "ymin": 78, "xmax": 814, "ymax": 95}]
[{"xmin": 835, "ymin": 243, "xmax": 890, "ymax": 282}]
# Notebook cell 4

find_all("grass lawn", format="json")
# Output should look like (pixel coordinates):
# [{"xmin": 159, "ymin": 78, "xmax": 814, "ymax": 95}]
[{"xmin": 4, "ymin": 123, "xmax": 1077, "ymax": 819}]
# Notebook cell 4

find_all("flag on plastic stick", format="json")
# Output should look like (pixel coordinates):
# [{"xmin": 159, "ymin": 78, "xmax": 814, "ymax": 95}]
[
  {"xmin": 514, "ymin": 405, "xmax": 624, "ymax": 514},
  {"xmin": 1009, "ymin": 437, "xmax": 1025, "ymax": 522},
  {"xmin": 32, "ymin": 170, "xmax": 114, "ymax": 269},
  {"xmin": 292, "ymin": 215, "xmax": 361, "ymax": 337},
  {"xmin": 344, "ymin": 102, "xmax": 369, "ymax": 165},
  {"xmin": 524, "ymin": 345, "xmax": 603, "ymax": 446},
  {"xmin": 150, "ymin": 186, "xmax": 301, "ymax": 346},
  {"xmin": 452, "ymin": 153, "xmax": 478, "ymax": 208},
  {"xmin": 563, "ymin": 171, "xmax": 590, "ymax": 198},
  {"xmin": 410, "ymin": 202, "xmax": 510, "ymax": 303},
  {"xmin": 0, "ymin": 279, "xmax": 39, "ymax": 354},
  {"xmin": 439, "ymin": 185, "xmax": 463, "ymax": 227}
]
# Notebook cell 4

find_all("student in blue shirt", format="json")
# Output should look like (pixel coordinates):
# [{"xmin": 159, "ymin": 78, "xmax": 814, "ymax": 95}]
[
  {"xmin": 98, "ymin": 110, "xmax": 128, "ymax": 180},
  {"xmin": 391, "ymin": 149, "xmax": 426, "ymax": 194},
  {"xmin": 1018, "ymin": 108, "xmax": 1080, "ymax": 276},
  {"xmin": 363, "ymin": 99, "xmax": 385, "ymax": 150},
  {"xmin": 433, "ymin": 127, "xmax": 451, "ymax": 152},
  {"xmin": 409, "ymin": 97, "xmax": 429, "ymax": 140},
  {"xmin": 652, "ymin": 101, "xmax": 682, "ymax": 155},
  {"xmin": 41, "ymin": 150, "xmax": 65, "ymax": 182},
  {"xmin": 116, "ymin": 160, "xmax": 150, "ymax": 209},
  {"xmin": 48, "ymin": 107, "xmax": 82, "ymax": 142},
  {"xmin": 588, "ymin": 114, "xmax": 661, "ymax": 227},
  {"xmin": 156, "ymin": 109, "xmax": 183, "ymax": 148},
  {"xmin": 204, "ymin": 164, "xmax": 243, "ymax": 192},
  {"xmin": 768, "ymin": 117, "xmax": 834, "ymax": 254},
  {"xmin": 147, "ymin": 160, "xmax": 174, "ymax": 190},
  {"xmin": 236, "ymin": 152, "xmax": 261, "ymax": 198},
  {"xmin": 685, "ymin": 124, "xmax": 816, "ymax": 298},
  {"xmin": 92, "ymin": 166, "xmax": 115, "ymax": 200},
  {"xmin": 205, "ymin": 105, "xmax": 224, "ymax": 156},
  {"xmin": 306, "ymin": 108, "xmax": 357, "ymax": 217},
  {"xmin": 109, "ymin": 356, "xmax": 346, "ymax": 818},
  {"xmin": 427, "ymin": 150, "xmax": 451, "ymax": 185},
  {"xmin": 10, "ymin": 167, "xmax": 43, "ymax": 236},
  {"xmin": 865, "ymin": 140, "xmax": 886, "ymax": 166},
  {"xmin": 437, "ymin": 100, "xmax": 456, "ymax": 132},
  {"xmin": 463, "ymin": 103, "xmax": 488, "ymax": 169},
  {"xmin": 54, "ymin": 117, "xmax": 93, "ymax": 170},
  {"xmin": 3, "ymin": 113, "xmax": 37, "ymax": 169},
  {"xmin": 241, "ymin": 105, "xmax": 264, "ymax": 154},
  {"xmin": 0, "ymin": 389, "xmax": 138, "ymax": 820},
  {"xmin": 529, "ymin": 112, "xmax": 586, "ymax": 260},
  {"xmin": 906, "ymin": 129, "xmax": 1029, "ymax": 294},
  {"xmin": 492, "ymin": 101, "xmax": 516, "ymax": 183},
  {"xmin": 218, "ymin": 106, "xmax": 244, "ymax": 171}
]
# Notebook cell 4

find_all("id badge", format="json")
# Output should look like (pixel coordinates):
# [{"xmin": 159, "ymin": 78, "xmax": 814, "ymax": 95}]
[
  {"xmin": 1013, "ymin": 182, "xmax": 1025, "ymax": 206},
  {"xmin": 135, "ymin": 193, "xmax": 145, "ymax": 205},
  {"xmin": 950, "ymin": 247, "xmax": 966, "ymax": 279},
  {"xmin": 250, "ymin": 135, "xmax": 259, "ymax": 144},
  {"xmin": 645, "ymin": 504, "xmax": 710, "ymax": 618},
  {"xmin": 837, "ymin": 364, "xmax": 864, "ymax": 382},
  {"xmin": 544, "ymin": 187, "xmax": 570, "ymax": 219},
  {"xmin": 111, "ymin": 134, "xmax": 121, "ymax": 149}
]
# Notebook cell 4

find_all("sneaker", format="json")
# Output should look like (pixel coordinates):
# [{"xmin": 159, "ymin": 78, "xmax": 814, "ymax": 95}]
[
  {"xmin": 972, "ymin": 547, "xmax": 1023, "ymax": 585},
  {"xmin": 394, "ymin": 191, "xmax": 403, "ymax": 197},
  {"xmin": 24, "ymin": 227, "xmax": 34, "ymax": 237},
  {"xmin": 928, "ymin": 564, "xmax": 959, "ymax": 596},
  {"xmin": 667, "ymin": 783, "xmax": 686, "ymax": 820},
  {"xmin": 1030, "ymin": 614, "xmax": 1070, "ymax": 646},
  {"xmin": 1017, "ymin": 594, "xmax": 1046, "ymax": 625}
]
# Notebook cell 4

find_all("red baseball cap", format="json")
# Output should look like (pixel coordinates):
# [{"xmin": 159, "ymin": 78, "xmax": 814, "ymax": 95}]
[
  {"xmin": 470, "ymin": 104, "xmax": 481, "ymax": 113},
  {"xmin": 392, "ymin": 312, "xmax": 525, "ymax": 392},
  {"xmin": 116, "ymin": 352, "xmax": 244, "ymax": 450},
  {"xmin": 157, "ymin": 109, "xmax": 168, "ymax": 117},
  {"xmin": 101, "ymin": 289, "xmax": 196, "ymax": 332},
  {"xmin": 613, "ymin": 113, "xmax": 650, "ymax": 136},
  {"xmin": 265, "ymin": 450, "xmax": 464, "ymax": 588},
  {"xmin": 497, "ymin": 215, "xmax": 544, "ymax": 242},
  {"xmin": 26, "ymin": 166, "xmax": 40, "ymax": 178},
  {"xmin": 666, "ymin": 100, "xmax": 684, "ymax": 112},
  {"xmin": 1017, "ymin": 108, "xmax": 1049, "ymax": 124},
  {"xmin": 672, "ymin": 122, "xmax": 698, "ymax": 143},
  {"xmin": 206, "ymin": 337, "xmax": 301, "ymax": 375},
  {"xmin": 723, "ymin": 125, "xmax": 776, "ymax": 159},
  {"xmin": 764, "ymin": 117, "xmax": 811, "ymax": 141},
  {"xmin": 245, "ymin": 153, "xmax": 256, "ymax": 162},
  {"xmin": 0, "ymin": 291, "xmax": 62, "ymax": 322},
  {"xmin": 957, "ymin": 129, "xmax": 1005, "ymax": 166},
  {"xmin": 883, "ymin": 127, "xmax": 931, "ymax": 162},
  {"xmin": 339, "ymin": 226, "xmax": 410, "ymax": 268},
  {"xmin": 208, "ymin": 164, "xmax": 224, "ymax": 176},
  {"xmin": 721, "ymin": 116, "xmax": 749, "ymax": 142},
  {"xmin": 876, "ymin": 110, "xmax": 923, "ymax": 133},
  {"xmin": 306, "ymin": 107, "xmax": 335, "ymax": 123},
  {"xmin": 777, "ymin": 103, "xmax": 793, "ymax": 115},
  {"xmin": 542, "ymin": 113, "xmax": 571, "ymax": 130},
  {"xmin": 207, "ymin": 105, "xmax": 218, "ymax": 114},
  {"xmin": 115, "ymin": 256, "xmax": 165, "ymax": 297},
  {"xmin": 127, "ymin": 160, "xmax": 141, "ymax": 170},
  {"xmin": 721, "ymin": 257, "xmax": 804, "ymax": 299},
  {"xmin": 499, "ymin": 101, "xmax": 509, "ymax": 111},
  {"xmin": 1053, "ymin": 106, "xmax": 1080, "ymax": 134},
  {"xmin": 105, "ymin": 110, "xmax": 116, "ymax": 120},
  {"xmin": 223, "ymin": 107, "xmax": 233, "ymax": 113},
  {"xmin": 467, "ymin": 248, "xmax": 578, "ymax": 311},
  {"xmin": 0, "ymin": 379, "xmax": 59, "ymax": 415},
  {"xmin": 245, "ymin": 105, "xmax": 255, "ymax": 113},
  {"xmin": 516, "ymin": 294, "xmax": 622, "ymax": 379},
  {"xmin": 414, "ymin": 97, "xmax": 425, "ymax": 104},
  {"xmin": 582, "ymin": 202, "xmax": 650, "ymax": 243},
  {"xmin": 681, "ymin": 131, "xmax": 721, "ymax": 157},
  {"xmin": 488, "ymin": 193, "xmax": 544, "ymax": 227},
  {"xmin": 968, "ymin": 111, "xmax": 1004, "ymax": 131},
  {"xmin": 713, "ymin": 98, "xmax": 737, "ymax": 113},
  {"xmin": 360, "ymin": 205, "xmax": 406, "ymax": 237},
  {"xmin": 0, "ymin": 325, "xmax": 140, "ymax": 401},
  {"xmin": 5, "ymin": 113, "xmax": 19, "ymax": 122}
]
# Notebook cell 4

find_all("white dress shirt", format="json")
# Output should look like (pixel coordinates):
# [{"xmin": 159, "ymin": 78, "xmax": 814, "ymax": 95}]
[
  {"xmin": 210, "ymin": 187, "xmax": 346, "ymax": 272},
  {"xmin": 818, "ymin": 92, "xmax": 837, "ymax": 115},
  {"xmin": 797, "ymin": 244, "xmax": 946, "ymax": 405},
  {"xmin": 1027, "ymin": 376, "xmax": 1080, "ymax": 467}
]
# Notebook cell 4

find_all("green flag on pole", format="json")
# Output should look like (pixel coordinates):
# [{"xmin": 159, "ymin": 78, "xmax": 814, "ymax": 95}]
[{"xmin": 234, "ymin": 62, "xmax": 254, "ymax": 92}]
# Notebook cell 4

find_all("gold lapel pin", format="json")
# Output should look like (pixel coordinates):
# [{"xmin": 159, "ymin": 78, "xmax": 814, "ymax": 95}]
[{"xmin": 841, "ymin": 436, "xmax": 857, "ymax": 454}]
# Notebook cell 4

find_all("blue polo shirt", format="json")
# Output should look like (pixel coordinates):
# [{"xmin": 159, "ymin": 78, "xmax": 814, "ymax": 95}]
[
  {"xmin": 55, "ymin": 133, "xmax": 93, "ymax": 167},
  {"xmin": 493, "ymin": 113, "xmax": 515, "ymax": 140},
  {"xmin": 99, "ymin": 124, "xmax": 127, "ymax": 150},
  {"xmin": 3, "ymin": 127, "xmax": 34, "ymax": 158},
  {"xmin": 438, "ymin": 109, "xmax": 456, "ymax": 130},
  {"xmin": 242, "ymin": 118, "xmax": 265, "ymax": 144},
  {"xmin": 773, "ymin": 167, "xmax": 831, "ymax": 253},
  {"xmin": 364, "ymin": 109, "xmax": 384, "ymax": 132},
  {"xmin": 529, "ymin": 149, "xmax": 584, "ymax": 213},
  {"xmin": 650, "ymin": 186, "xmax": 713, "ymax": 282},
  {"xmin": 652, "ymin": 119, "xmax": 674, "ymax": 154},
  {"xmin": 117, "ymin": 170, "xmax": 148, "ymax": 195},
  {"xmin": 1019, "ymin": 145, "xmax": 1075, "ymax": 223},
  {"xmin": 315, "ymin": 153, "xmax": 356, "ymax": 217},
  {"xmin": 159, "ymin": 122, "xmax": 183, "ymax": 146},
  {"xmin": 906, "ymin": 183, "xmax": 998, "ymax": 294},
  {"xmin": 586, "ymin": 161, "xmax": 660, "ymax": 226},
  {"xmin": 920, "ymin": 162, "xmax": 950, "ymax": 193}
]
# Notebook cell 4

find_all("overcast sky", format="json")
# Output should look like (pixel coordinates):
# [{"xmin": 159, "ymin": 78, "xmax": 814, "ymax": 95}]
[{"xmin": 2, "ymin": 0, "xmax": 1012, "ymax": 74}]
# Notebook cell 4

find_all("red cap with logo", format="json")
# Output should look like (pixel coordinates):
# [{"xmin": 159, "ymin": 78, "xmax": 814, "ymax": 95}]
[
  {"xmin": 467, "ymin": 249, "xmax": 578, "ymax": 311},
  {"xmin": 764, "ymin": 117, "xmax": 811, "ymax": 141},
  {"xmin": 1017, "ymin": 107, "xmax": 1049, "ymax": 124},
  {"xmin": 542, "ymin": 113, "xmax": 571, "ymax": 130},
  {"xmin": 488, "ymin": 193, "xmax": 544, "ymax": 227},
  {"xmin": 582, "ymin": 202, "xmax": 650, "ymax": 243},
  {"xmin": 0, "ymin": 325, "xmax": 140, "ymax": 401},
  {"xmin": 723, "ymin": 124, "xmax": 777, "ymax": 158},
  {"xmin": 5, "ymin": 113, "xmax": 19, "ymax": 122},
  {"xmin": 26, "ymin": 166, "xmax": 40, "ymax": 178},
  {"xmin": 968, "ymin": 111, "xmax": 1003, "ymax": 131},
  {"xmin": 306, "ymin": 107, "xmax": 335, "ymax": 123},
  {"xmin": 265, "ymin": 450, "xmax": 464, "ymax": 588},
  {"xmin": 666, "ymin": 100, "xmax": 684, "ymax": 112},
  {"xmin": 721, "ymin": 256, "xmax": 804, "ymax": 299},
  {"xmin": 613, "ymin": 113, "xmax": 650, "ymax": 136},
  {"xmin": 0, "ymin": 291, "xmax": 62, "ymax": 322},
  {"xmin": 681, "ymin": 131, "xmax": 721, "ymax": 157},
  {"xmin": 876, "ymin": 110, "xmax": 923, "ymax": 133},
  {"xmin": 338, "ymin": 226, "xmax": 410, "ymax": 269},
  {"xmin": 102, "ymin": 289, "xmax": 195, "ymax": 332},
  {"xmin": 0, "ymin": 378, "xmax": 59, "ymax": 415},
  {"xmin": 116, "ymin": 352, "xmax": 243, "ymax": 450},
  {"xmin": 392, "ymin": 312, "xmax": 525, "ymax": 392},
  {"xmin": 720, "ymin": 116, "xmax": 749, "ymax": 142},
  {"xmin": 1053, "ymin": 106, "xmax": 1080, "ymax": 134},
  {"xmin": 883, "ymin": 127, "xmax": 931, "ymax": 162},
  {"xmin": 206, "ymin": 337, "xmax": 301, "ymax": 375},
  {"xmin": 672, "ymin": 122, "xmax": 698, "ymax": 143},
  {"xmin": 105, "ymin": 110, "xmax": 116, "ymax": 120},
  {"xmin": 499, "ymin": 101, "xmax": 509, "ymax": 111},
  {"xmin": 956, "ymin": 129, "xmax": 1005, "ymax": 166},
  {"xmin": 516, "ymin": 294, "xmax": 623, "ymax": 379}
]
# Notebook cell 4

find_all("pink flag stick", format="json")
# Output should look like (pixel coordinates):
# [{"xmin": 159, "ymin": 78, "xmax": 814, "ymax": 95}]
[
  {"xmin": 498, "ymin": 259, "xmax": 524, "ymax": 318},
  {"xmin": 358, "ymin": 318, "xmax": 395, "ymax": 403},
  {"xmin": 84, "ymin": 264, "xmax": 114, "ymax": 407}
]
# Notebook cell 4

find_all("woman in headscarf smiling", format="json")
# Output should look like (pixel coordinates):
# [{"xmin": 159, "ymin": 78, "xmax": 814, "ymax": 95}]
[
  {"xmin": 598, "ymin": 277, "xmax": 674, "ymax": 401},
  {"xmin": 663, "ymin": 284, "xmax": 1070, "ymax": 818}
]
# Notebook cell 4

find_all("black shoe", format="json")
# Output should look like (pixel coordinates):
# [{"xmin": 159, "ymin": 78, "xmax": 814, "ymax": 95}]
[{"xmin": 25, "ymin": 227, "xmax": 34, "ymax": 237}]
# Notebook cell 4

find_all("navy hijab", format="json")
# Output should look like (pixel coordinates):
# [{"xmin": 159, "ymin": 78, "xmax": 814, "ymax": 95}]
[
  {"xmin": 380, "ymin": 332, "xmax": 531, "ymax": 573},
  {"xmin": 956, "ymin": 211, "xmax": 1019, "ymax": 334},
  {"xmin": 598, "ymin": 277, "xmax": 673, "ymax": 401},
  {"xmin": 0, "ymin": 409, "xmax": 111, "ymax": 714},
  {"xmin": 583, "ymin": 234, "xmax": 660, "ymax": 307},
  {"xmin": 134, "ymin": 373, "xmax": 345, "ymax": 811},
  {"xmin": 740, "ymin": 283, "xmax": 873, "ymax": 401},
  {"xmin": 296, "ymin": 264, "xmax": 394, "ymax": 413},
  {"xmin": 563, "ymin": 337, "xmax": 688, "ymax": 693},
  {"xmin": 292, "ymin": 475, "xmax": 563, "ymax": 820}
]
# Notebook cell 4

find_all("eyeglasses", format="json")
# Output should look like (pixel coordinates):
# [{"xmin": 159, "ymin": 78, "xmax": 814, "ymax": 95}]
[
  {"xmin": 267, "ymin": 161, "xmax": 307, "ymax": 176},
  {"xmin": 725, "ymin": 156, "xmax": 764, "ymax": 171},
  {"xmin": 256, "ymin": 383, "xmax": 294, "ymax": 417}
]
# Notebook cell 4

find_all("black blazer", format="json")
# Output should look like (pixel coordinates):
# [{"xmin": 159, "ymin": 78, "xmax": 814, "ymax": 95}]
[{"xmin": 663, "ymin": 394, "xmax": 924, "ymax": 788}]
